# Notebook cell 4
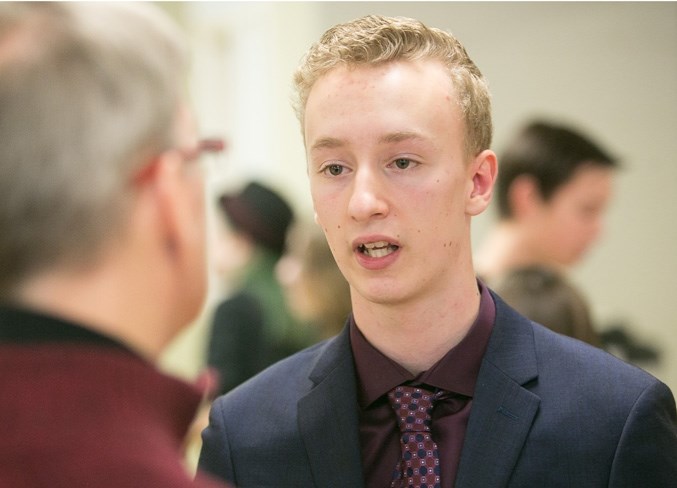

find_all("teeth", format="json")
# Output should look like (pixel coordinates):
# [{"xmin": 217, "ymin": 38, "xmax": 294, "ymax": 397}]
[
  {"xmin": 365, "ymin": 247, "xmax": 391, "ymax": 258},
  {"xmin": 363, "ymin": 241, "xmax": 389, "ymax": 250},
  {"xmin": 359, "ymin": 241, "xmax": 398, "ymax": 258}
]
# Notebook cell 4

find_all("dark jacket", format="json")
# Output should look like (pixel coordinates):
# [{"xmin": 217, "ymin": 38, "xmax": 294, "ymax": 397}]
[{"xmin": 199, "ymin": 293, "xmax": 677, "ymax": 487}]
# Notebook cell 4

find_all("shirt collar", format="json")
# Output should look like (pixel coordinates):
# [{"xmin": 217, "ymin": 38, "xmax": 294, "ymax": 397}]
[
  {"xmin": 0, "ymin": 304, "xmax": 133, "ymax": 353},
  {"xmin": 350, "ymin": 280, "xmax": 496, "ymax": 408},
  {"xmin": 0, "ymin": 303, "xmax": 211, "ymax": 438}
]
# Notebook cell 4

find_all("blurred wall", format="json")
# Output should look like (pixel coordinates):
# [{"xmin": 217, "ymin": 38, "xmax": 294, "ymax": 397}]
[{"xmin": 159, "ymin": 2, "xmax": 677, "ymax": 393}]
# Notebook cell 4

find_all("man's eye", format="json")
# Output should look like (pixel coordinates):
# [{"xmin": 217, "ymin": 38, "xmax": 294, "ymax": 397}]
[
  {"xmin": 393, "ymin": 158, "xmax": 411, "ymax": 169},
  {"xmin": 324, "ymin": 164, "xmax": 343, "ymax": 176}
]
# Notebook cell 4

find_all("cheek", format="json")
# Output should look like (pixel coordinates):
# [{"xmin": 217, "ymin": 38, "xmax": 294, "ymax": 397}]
[
  {"xmin": 310, "ymin": 185, "xmax": 331, "ymax": 222},
  {"xmin": 429, "ymin": 188, "xmax": 465, "ymax": 229},
  {"xmin": 311, "ymin": 186, "xmax": 345, "ymax": 232},
  {"xmin": 312, "ymin": 204, "xmax": 331, "ymax": 234},
  {"xmin": 561, "ymin": 209, "xmax": 595, "ymax": 239},
  {"xmin": 549, "ymin": 214, "xmax": 592, "ymax": 259}
]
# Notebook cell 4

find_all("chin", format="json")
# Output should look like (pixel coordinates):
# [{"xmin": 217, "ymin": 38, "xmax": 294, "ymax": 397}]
[{"xmin": 355, "ymin": 283, "xmax": 409, "ymax": 306}]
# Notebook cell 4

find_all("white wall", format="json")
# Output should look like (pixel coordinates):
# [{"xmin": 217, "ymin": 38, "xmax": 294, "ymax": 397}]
[{"xmin": 160, "ymin": 2, "xmax": 677, "ymax": 393}]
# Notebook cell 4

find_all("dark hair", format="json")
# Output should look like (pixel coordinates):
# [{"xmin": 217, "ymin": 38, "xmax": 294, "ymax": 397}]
[{"xmin": 497, "ymin": 121, "xmax": 618, "ymax": 218}]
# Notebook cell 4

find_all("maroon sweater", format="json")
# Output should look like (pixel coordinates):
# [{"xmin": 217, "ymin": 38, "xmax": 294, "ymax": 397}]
[{"xmin": 0, "ymin": 306, "xmax": 226, "ymax": 488}]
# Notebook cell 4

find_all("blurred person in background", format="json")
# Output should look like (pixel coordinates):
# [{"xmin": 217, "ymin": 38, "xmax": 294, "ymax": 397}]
[
  {"xmin": 207, "ymin": 181, "xmax": 318, "ymax": 395},
  {"xmin": 475, "ymin": 119, "xmax": 618, "ymax": 283},
  {"xmin": 476, "ymin": 119, "xmax": 658, "ymax": 363},
  {"xmin": 0, "ymin": 3, "xmax": 226, "ymax": 486},
  {"xmin": 277, "ymin": 222, "xmax": 352, "ymax": 340},
  {"xmin": 492, "ymin": 265, "xmax": 600, "ymax": 346}
]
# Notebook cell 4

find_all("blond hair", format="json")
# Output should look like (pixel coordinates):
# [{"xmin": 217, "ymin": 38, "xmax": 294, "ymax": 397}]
[{"xmin": 292, "ymin": 15, "xmax": 492, "ymax": 156}]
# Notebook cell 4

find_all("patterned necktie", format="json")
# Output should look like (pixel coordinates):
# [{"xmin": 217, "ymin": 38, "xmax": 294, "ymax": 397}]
[{"xmin": 388, "ymin": 385, "xmax": 443, "ymax": 488}]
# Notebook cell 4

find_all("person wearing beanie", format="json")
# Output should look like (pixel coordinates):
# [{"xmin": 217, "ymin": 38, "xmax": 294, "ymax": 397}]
[{"xmin": 207, "ymin": 181, "xmax": 318, "ymax": 395}]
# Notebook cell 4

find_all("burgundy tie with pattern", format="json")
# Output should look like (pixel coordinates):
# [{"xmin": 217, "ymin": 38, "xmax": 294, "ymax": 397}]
[{"xmin": 388, "ymin": 385, "xmax": 443, "ymax": 488}]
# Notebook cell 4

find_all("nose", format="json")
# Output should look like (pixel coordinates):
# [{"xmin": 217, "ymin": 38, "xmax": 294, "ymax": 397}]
[
  {"xmin": 578, "ymin": 214, "xmax": 605, "ymax": 258},
  {"xmin": 348, "ymin": 167, "xmax": 389, "ymax": 222},
  {"xmin": 589, "ymin": 214, "xmax": 605, "ymax": 243}
]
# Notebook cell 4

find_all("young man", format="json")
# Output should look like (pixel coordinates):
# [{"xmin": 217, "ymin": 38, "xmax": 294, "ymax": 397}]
[
  {"xmin": 199, "ymin": 15, "xmax": 677, "ymax": 487},
  {"xmin": 475, "ymin": 120, "xmax": 618, "ymax": 283},
  {"xmin": 0, "ymin": 3, "xmax": 226, "ymax": 486}
]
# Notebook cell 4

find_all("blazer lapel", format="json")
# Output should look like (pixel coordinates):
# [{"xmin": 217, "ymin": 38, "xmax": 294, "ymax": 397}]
[
  {"xmin": 455, "ymin": 295, "xmax": 541, "ymax": 488},
  {"xmin": 298, "ymin": 326, "xmax": 365, "ymax": 488}
]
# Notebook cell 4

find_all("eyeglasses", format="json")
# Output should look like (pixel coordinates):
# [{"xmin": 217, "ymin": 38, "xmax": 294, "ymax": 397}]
[
  {"xmin": 133, "ymin": 137, "xmax": 226, "ymax": 184},
  {"xmin": 177, "ymin": 138, "xmax": 226, "ymax": 164}
]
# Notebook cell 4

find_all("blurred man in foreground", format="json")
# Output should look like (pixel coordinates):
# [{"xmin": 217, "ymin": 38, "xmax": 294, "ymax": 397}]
[{"xmin": 0, "ymin": 3, "xmax": 225, "ymax": 486}]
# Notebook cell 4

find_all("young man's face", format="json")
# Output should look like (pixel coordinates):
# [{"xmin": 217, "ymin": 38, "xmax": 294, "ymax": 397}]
[
  {"xmin": 532, "ymin": 164, "xmax": 614, "ymax": 266},
  {"xmin": 304, "ymin": 60, "xmax": 493, "ymax": 307}
]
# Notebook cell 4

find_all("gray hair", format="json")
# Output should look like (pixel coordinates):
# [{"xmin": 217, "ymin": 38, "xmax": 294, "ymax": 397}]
[
  {"xmin": 292, "ymin": 15, "xmax": 492, "ymax": 157},
  {"xmin": 0, "ymin": 2, "xmax": 188, "ymax": 298}
]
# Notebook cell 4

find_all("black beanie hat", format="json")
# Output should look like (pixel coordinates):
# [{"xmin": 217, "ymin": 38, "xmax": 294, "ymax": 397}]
[{"xmin": 218, "ymin": 181, "xmax": 294, "ymax": 255}]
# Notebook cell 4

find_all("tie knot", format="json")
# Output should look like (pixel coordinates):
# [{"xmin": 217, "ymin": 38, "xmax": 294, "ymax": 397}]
[{"xmin": 388, "ymin": 385, "xmax": 441, "ymax": 433}]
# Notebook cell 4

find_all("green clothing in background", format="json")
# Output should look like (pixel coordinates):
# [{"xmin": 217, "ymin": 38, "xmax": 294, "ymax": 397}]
[{"xmin": 207, "ymin": 250, "xmax": 318, "ymax": 395}]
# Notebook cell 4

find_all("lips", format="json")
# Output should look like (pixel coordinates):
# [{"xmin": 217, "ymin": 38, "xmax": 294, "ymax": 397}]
[{"xmin": 357, "ymin": 240, "xmax": 399, "ymax": 258}]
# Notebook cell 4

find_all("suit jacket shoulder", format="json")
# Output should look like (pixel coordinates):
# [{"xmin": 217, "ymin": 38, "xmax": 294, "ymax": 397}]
[
  {"xmin": 456, "ymin": 293, "xmax": 677, "ymax": 487},
  {"xmin": 199, "ymin": 295, "xmax": 677, "ymax": 488},
  {"xmin": 199, "ymin": 329, "xmax": 364, "ymax": 487}
]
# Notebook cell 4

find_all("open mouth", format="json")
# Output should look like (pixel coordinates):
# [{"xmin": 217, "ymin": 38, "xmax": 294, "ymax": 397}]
[{"xmin": 357, "ymin": 241, "xmax": 399, "ymax": 258}]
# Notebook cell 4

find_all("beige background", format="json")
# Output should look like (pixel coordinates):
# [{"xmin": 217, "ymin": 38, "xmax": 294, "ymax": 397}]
[{"xmin": 159, "ymin": 2, "xmax": 677, "ymax": 394}]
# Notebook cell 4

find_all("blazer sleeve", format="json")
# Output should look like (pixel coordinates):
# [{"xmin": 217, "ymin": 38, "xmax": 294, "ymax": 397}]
[
  {"xmin": 609, "ymin": 379, "xmax": 677, "ymax": 486},
  {"xmin": 197, "ymin": 398, "xmax": 236, "ymax": 485}
]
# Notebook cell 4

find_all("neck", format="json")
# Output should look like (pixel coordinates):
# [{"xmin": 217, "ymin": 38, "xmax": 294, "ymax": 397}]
[
  {"xmin": 15, "ymin": 251, "xmax": 178, "ymax": 362},
  {"xmin": 475, "ymin": 220, "xmax": 540, "ymax": 283},
  {"xmin": 351, "ymin": 273, "xmax": 481, "ymax": 376}
]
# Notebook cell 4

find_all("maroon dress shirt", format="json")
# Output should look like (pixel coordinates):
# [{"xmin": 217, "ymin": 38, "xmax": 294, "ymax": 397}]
[{"xmin": 350, "ymin": 281, "xmax": 496, "ymax": 488}]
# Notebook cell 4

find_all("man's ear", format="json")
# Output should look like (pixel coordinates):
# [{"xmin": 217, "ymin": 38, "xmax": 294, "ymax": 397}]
[
  {"xmin": 508, "ymin": 175, "xmax": 540, "ymax": 219},
  {"xmin": 145, "ymin": 150, "xmax": 189, "ymax": 261},
  {"xmin": 466, "ymin": 149, "xmax": 498, "ymax": 216}
]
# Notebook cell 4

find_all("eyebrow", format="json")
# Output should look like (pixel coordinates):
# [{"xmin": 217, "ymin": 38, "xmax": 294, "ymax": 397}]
[
  {"xmin": 310, "ymin": 131, "xmax": 425, "ymax": 152},
  {"xmin": 310, "ymin": 137, "xmax": 344, "ymax": 152},
  {"xmin": 379, "ymin": 131, "xmax": 425, "ymax": 144}
]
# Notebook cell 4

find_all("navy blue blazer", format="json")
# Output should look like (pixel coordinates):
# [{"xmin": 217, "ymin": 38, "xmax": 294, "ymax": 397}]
[{"xmin": 199, "ymin": 294, "xmax": 677, "ymax": 487}]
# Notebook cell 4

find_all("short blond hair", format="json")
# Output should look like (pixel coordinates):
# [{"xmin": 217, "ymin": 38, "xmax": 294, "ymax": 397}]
[{"xmin": 292, "ymin": 15, "xmax": 492, "ymax": 157}]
